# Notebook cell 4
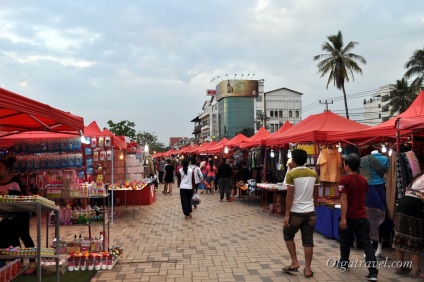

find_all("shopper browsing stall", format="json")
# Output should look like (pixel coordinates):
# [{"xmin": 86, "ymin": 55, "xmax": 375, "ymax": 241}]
[
  {"xmin": 338, "ymin": 153, "xmax": 378, "ymax": 281},
  {"xmin": 0, "ymin": 157, "xmax": 37, "ymax": 275}
]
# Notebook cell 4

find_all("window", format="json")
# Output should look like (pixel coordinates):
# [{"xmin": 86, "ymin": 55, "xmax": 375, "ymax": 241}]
[
  {"xmin": 270, "ymin": 124, "xmax": 275, "ymax": 132},
  {"xmin": 295, "ymin": 110, "xmax": 299, "ymax": 118},
  {"xmin": 289, "ymin": 110, "xmax": 292, "ymax": 118},
  {"xmin": 279, "ymin": 110, "xmax": 283, "ymax": 117},
  {"xmin": 256, "ymin": 95, "xmax": 262, "ymax": 102},
  {"xmin": 378, "ymin": 104, "xmax": 381, "ymax": 108},
  {"xmin": 270, "ymin": 111, "xmax": 274, "ymax": 117},
  {"xmin": 382, "ymin": 105, "xmax": 389, "ymax": 112}
]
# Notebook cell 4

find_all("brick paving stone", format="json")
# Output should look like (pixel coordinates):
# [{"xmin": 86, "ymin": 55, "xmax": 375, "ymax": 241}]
[{"xmin": 26, "ymin": 183, "xmax": 424, "ymax": 281}]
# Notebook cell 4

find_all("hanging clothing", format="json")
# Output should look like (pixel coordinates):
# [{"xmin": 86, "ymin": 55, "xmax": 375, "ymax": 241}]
[
  {"xmin": 405, "ymin": 150, "xmax": 421, "ymax": 177},
  {"xmin": 385, "ymin": 153, "xmax": 398, "ymax": 220},
  {"xmin": 317, "ymin": 148, "xmax": 342, "ymax": 183}
]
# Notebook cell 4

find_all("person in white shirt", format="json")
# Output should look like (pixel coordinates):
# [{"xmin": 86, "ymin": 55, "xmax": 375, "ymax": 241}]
[{"xmin": 179, "ymin": 159, "xmax": 194, "ymax": 219}]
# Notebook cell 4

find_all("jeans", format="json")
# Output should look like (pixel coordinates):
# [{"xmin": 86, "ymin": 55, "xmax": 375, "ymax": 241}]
[
  {"xmin": 219, "ymin": 178, "xmax": 231, "ymax": 200},
  {"xmin": 338, "ymin": 218, "xmax": 378, "ymax": 274}
]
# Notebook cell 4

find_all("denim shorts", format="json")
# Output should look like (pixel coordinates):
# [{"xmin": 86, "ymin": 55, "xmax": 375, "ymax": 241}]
[{"xmin": 283, "ymin": 211, "xmax": 316, "ymax": 247}]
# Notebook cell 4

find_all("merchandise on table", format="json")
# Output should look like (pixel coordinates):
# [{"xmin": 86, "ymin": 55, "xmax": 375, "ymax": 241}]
[
  {"xmin": 66, "ymin": 246, "xmax": 124, "ymax": 271},
  {"xmin": 0, "ymin": 194, "xmax": 56, "ymax": 207},
  {"xmin": 0, "ymin": 246, "xmax": 55, "ymax": 256}
]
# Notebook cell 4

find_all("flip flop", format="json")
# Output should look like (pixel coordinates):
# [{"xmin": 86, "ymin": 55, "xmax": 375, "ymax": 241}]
[
  {"xmin": 282, "ymin": 266, "xmax": 299, "ymax": 273},
  {"xmin": 303, "ymin": 269, "xmax": 314, "ymax": 278}
]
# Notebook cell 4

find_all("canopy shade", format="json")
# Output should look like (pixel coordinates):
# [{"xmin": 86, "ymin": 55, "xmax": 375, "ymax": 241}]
[
  {"xmin": 328, "ymin": 90, "xmax": 424, "ymax": 141},
  {"xmin": 0, "ymin": 87, "xmax": 84, "ymax": 136},
  {"xmin": 194, "ymin": 140, "xmax": 217, "ymax": 154},
  {"xmin": 239, "ymin": 127, "xmax": 270, "ymax": 149},
  {"xmin": 266, "ymin": 111, "xmax": 369, "ymax": 146},
  {"xmin": 206, "ymin": 138, "xmax": 229, "ymax": 154},
  {"xmin": 224, "ymin": 133, "xmax": 248, "ymax": 148}
]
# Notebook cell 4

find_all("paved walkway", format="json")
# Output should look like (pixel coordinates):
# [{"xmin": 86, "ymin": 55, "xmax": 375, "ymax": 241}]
[{"xmin": 34, "ymin": 184, "xmax": 422, "ymax": 281}]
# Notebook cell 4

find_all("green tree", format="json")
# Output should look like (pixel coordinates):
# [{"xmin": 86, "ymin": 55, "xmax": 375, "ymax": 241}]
[
  {"xmin": 313, "ymin": 31, "xmax": 367, "ymax": 119},
  {"xmin": 135, "ymin": 131, "xmax": 167, "ymax": 153},
  {"xmin": 389, "ymin": 78, "xmax": 418, "ymax": 116},
  {"xmin": 404, "ymin": 47, "xmax": 424, "ymax": 88},
  {"xmin": 106, "ymin": 120, "xmax": 136, "ymax": 140}
]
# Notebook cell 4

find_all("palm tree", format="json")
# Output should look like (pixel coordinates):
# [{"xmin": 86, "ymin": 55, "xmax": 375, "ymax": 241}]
[
  {"xmin": 389, "ymin": 78, "xmax": 418, "ymax": 116},
  {"xmin": 404, "ymin": 47, "xmax": 424, "ymax": 88},
  {"xmin": 313, "ymin": 31, "xmax": 367, "ymax": 119}
]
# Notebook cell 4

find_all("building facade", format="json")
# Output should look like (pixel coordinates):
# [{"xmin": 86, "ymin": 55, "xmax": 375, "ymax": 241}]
[
  {"xmin": 190, "ymin": 80, "xmax": 303, "ymax": 142},
  {"xmin": 363, "ymin": 84, "xmax": 395, "ymax": 126}
]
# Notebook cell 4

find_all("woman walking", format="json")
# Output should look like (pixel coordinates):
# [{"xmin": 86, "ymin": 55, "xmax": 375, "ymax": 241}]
[
  {"xmin": 179, "ymin": 159, "xmax": 194, "ymax": 219},
  {"xmin": 206, "ymin": 159, "xmax": 217, "ymax": 195},
  {"xmin": 163, "ymin": 159, "xmax": 175, "ymax": 195}
]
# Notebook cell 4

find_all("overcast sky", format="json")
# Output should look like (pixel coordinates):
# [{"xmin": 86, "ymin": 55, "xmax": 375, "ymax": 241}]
[{"xmin": 1, "ymin": 1, "xmax": 423, "ymax": 145}]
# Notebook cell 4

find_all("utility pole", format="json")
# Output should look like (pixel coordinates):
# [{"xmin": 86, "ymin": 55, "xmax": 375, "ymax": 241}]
[{"xmin": 319, "ymin": 100, "xmax": 333, "ymax": 112}]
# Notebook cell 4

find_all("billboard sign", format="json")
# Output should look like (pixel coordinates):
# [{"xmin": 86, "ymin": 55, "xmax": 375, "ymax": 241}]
[
  {"xmin": 215, "ymin": 79, "xmax": 258, "ymax": 101},
  {"xmin": 206, "ymin": 89, "xmax": 216, "ymax": 96}
]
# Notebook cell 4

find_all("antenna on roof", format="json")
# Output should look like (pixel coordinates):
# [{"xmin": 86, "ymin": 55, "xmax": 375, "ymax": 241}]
[
  {"xmin": 234, "ymin": 74, "xmax": 237, "ymax": 80},
  {"xmin": 210, "ymin": 77, "xmax": 216, "ymax": 83},
  {"xmin": 246, "ymin": 74, "xmax": 250, "ymax": 80},
  {"xmin": 241, "ymin": 74, "xmax": 244, "ymax": 80}
]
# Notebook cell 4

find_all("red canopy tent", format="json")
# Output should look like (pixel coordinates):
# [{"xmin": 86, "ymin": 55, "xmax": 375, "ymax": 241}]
[
  {"xmin": 266, "ymin": 111, "xmax": 369, "ymax": 146},
  {"xmin": 328, "ymin": 90, "xmax": 424, "ymax": 142},
  {"xmin": 223, "ymin": 133, "xmax": 248, "ymax": 148},
  {"xmin": 102, "ymin": 128, "xmax": 127, "ymax": 149},
  {"xmin": 177, "ymin": 145, "xmax": 193, "ymax": 155},
  {"xmin": 270, "ymin": 121, "xmax": 293, "ymax": 136},
  {"xmin": 206, "ymin": 138, "xmax": 229, "ymax": 154},
  {"xmin": 194, "ymin": 140, "xmax": 216, "ymax": 154},
  {"xmin": 185, "ymin": 143, "xmax": 199, "ymax": 154},
  {"xmin": 239, "ymin": 127, "xmax": 270, "ymax": 149},
  {"xmin": 0, "ymin": 87, "xmax": 84, "ymax": 136}
]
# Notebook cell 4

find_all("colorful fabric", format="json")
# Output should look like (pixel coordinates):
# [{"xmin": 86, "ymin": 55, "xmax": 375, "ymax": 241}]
[
  {"xmin": 385, "ymin": 153, "xmax": 398, "ymax": 220},
  {"xmin": 317, "ymin": 148, "xmax": 342, "ymax": 182},
  {"xmin": 405, "ymin": 151, "xmax": 421, "ymax": 177},
  {"xmin": 395, "ymin": 153, "xmax": 407, "ymax": 201},
  {"xmin": 365, "ymin": 207, "xmax": 386, "ymax": 241}
]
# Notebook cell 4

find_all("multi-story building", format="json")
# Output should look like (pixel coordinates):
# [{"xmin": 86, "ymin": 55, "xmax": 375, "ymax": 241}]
[
  {"xmin": 261, "ymin": 87, "xmax": 302, "ymax": 133},
  {"xmin": 190, "ymin": 79, "xmax": 303, "ymax": 142},
  {"xmin": 363, "ymin": 84, "xmax": 395, "ymax": 126}
]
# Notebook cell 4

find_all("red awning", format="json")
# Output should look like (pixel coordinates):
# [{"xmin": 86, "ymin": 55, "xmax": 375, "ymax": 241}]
[
  {"xmin": 0, "ymin": 87, "xmax": 84, "ymax": 136},
  {"xmin": 194, "ymin": 140, "xmax": 217, "ymax": 154},
  {"xmin": 328, "ymin": 90, "xmax": 424, "ymax": 141},
  {"xmin": 266, "ymin": 111, "xmax": 369, "ymax": 146},
  {"xmin": 223, "ymin": 133, "xmax": 248, "ymax": 148},
  {"xmin": 206, "ymin": 138, "xmax": 229, "ymax": 154},
  {"xmin": 239, "ymin": 127, "xmax": 270, "ymax": 149}
]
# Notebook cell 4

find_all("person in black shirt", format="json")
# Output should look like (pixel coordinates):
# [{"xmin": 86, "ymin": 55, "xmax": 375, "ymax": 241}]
[{"xmin": 218, "ymin": 158, "xmax": 233, "ymax": 202}]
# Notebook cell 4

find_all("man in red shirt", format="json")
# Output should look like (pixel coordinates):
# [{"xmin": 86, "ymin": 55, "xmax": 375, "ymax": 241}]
[{"xmin": 338, "ymin": 153, "xmax": 378, "ymax": 281}]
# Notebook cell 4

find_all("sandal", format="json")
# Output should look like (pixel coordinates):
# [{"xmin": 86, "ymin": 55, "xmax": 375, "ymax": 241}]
[
  {"xmin": 24, "ymin": 264, "xmax": 36, "ymax": 275},
  {"xmin": 282, "ymin": 265, "xmax": 299, "ymax": 273},
  {"xmin": 409, "ymin": 270, "xmax": 424, "ymax": 279},
  {"xmin": 303, "ymin": 269, "xmax": 314, "ymax": 278}
]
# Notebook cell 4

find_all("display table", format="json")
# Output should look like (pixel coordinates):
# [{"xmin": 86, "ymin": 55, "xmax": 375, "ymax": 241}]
[
  {"xmin": 109, "ymin": 182, "xmax": 156, "ymax": 219},
  {"xmin": 257, "ymin": 186, "xmax": 287, "ymax": 217},
  {"xmin": 315, "ymin": 205, "xmax": 341, "ymax": 240}
]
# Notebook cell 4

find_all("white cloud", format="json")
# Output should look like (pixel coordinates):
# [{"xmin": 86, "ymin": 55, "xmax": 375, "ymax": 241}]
[{"xmin": 0, "ymin": 0, "xmax": 422, "ymax": 144}]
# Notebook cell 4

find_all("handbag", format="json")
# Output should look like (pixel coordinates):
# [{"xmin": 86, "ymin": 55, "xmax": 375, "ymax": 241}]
[{"xmin": 192, "ymin": 193, "xmax": 201, "ymax": 205}]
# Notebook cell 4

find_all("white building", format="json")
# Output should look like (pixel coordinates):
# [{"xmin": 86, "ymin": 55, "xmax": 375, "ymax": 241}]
[
  {"xmin": 363, "ymin": 84, "xmax": 395, "ymax": 126},
  {"xmin": 262, "ymin": 87, "xmax": 302, "ymax": 133}
]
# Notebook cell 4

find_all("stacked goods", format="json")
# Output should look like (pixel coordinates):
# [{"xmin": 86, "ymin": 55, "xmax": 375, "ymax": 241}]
[
  {"xmin": 0, "ymin": 246, "xmax": 55, "ymax": 256},
  {"xmin": 0, "ymin": 195, "xmax": 56, "ymax": 207},
  {"xmin": 67, "ymin": 246, "xmax": 124, "ymax": 271}
]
